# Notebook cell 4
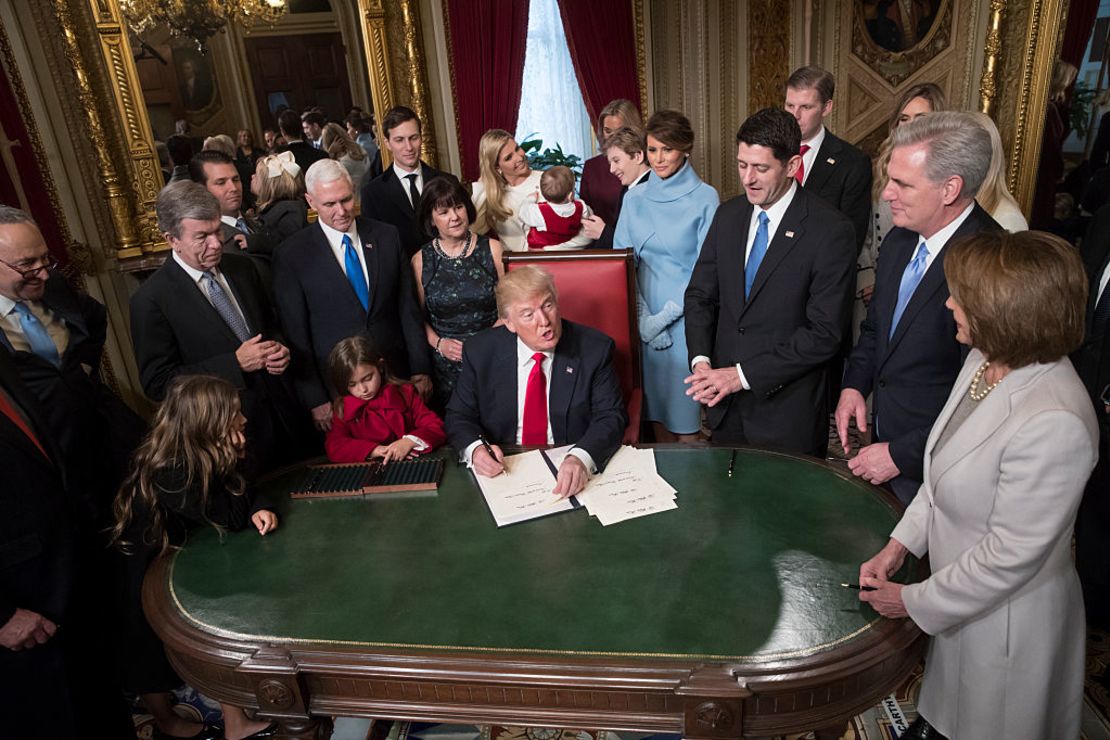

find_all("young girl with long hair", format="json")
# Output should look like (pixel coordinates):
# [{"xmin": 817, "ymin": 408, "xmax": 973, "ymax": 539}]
[
  {"xmin": 325, "ymin": 335, "xmax": 446, "ymax": 463},
  {"xmin": 111, "ymin": 375, "xmax": 278, "ymax": 740}
]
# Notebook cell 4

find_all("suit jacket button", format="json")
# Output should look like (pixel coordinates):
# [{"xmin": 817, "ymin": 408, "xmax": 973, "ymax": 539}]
[
  {"xmin": 878, "ymin": 379, "xmax": 886, "ymax": 388},
  {"xmin": 738, "ymin": 327, "xmax": 745, "ymax": 335}
]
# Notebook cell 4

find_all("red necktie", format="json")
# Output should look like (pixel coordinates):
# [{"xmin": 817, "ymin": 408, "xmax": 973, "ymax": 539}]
[
  {"xmin": 0, "ymin": 386, "xmax": 47, "ymax": 459},
  {"xmin": 795, "ymin": 143, "xmax": 811, "ymax": 184},
  {"xmin": 522, "ymin": 352, "xmax": 548, "ymax": 446}
]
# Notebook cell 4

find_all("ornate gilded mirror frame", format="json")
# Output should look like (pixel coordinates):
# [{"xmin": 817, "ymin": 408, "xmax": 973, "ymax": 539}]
[
  {"xmin": 979, "ymin": 0, "xmax": 1068, "ymax": 212},
  {"xmin": 356, "ymin": 0, "xmax": 438, "ymax": 170}
]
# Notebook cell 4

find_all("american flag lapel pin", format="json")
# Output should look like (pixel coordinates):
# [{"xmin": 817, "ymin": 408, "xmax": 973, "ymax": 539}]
[
  {"xmin": 785, "ymin": 230, "xmax": 795, "ymax": 238},
  {"xmin": 566, "ymin": 366, "xmax": 574, "ymax": 374},
  {"xmin": 826, "ymin": 157, "xmax": 836, "ymax": 165}
]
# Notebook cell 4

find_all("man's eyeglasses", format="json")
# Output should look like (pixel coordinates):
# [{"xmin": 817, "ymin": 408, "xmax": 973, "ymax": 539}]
[{"xmin": 0, "ymin": 256, "xmax": 58, "ymax": 280}]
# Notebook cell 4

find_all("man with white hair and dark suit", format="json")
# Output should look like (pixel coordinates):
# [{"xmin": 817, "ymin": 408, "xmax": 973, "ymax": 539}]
[
  {"xmin": 836, "ymin": 111, "xmax": 1002, "ymax": 504},
  {"xmin": 274, "ymin": 159, "xmax": 431, "ymax": 431}
]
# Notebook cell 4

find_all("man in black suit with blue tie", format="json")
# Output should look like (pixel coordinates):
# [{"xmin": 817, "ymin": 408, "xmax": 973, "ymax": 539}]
[
  {"xmin": 684, "ymin": 108, "xmax": 857, "ymax": 457},
  {"xmin": 274, "ymin": 159, "xmax": 431, "ymax": 432},
  {"xmin": 359, "ymin": 106, "xmax": 459, "ymax": 257},
  {"xmin": 837, "ymin": 112, "xmax": 1001, "ymax": 505},
  {"xmin": 445, "ymin": 266, "xmax": 626, "ymax": 497}
]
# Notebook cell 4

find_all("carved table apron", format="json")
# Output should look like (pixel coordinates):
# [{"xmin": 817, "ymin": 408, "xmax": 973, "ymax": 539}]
[{"xmin": 144, "ymin": 446, "xmax": 925, "ymax": 739}]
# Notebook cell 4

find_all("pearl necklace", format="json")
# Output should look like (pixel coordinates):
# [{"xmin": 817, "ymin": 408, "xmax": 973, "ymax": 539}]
[
  {"xmin": 968, "ymin": 360, "xmax": 1003, "ymax": 401},
  {"xmin": 434, "ymin": 231, "xmax": 472, "ymax": 260}
]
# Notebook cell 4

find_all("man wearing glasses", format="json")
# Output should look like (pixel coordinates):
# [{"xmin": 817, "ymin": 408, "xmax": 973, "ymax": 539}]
[{"xmin": 0, "ymin": 205, "xmax": 141, "ymax": 735}]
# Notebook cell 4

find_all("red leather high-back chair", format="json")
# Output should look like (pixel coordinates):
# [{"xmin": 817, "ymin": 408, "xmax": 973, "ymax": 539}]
[{"xmin": 503, "ymin": 249, "xmax": 642, "ymax": 443}]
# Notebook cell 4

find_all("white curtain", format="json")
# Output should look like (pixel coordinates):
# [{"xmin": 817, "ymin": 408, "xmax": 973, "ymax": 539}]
[{"xmin": 514, "ymin": 0, "xmax": 594, "ymax": 163}]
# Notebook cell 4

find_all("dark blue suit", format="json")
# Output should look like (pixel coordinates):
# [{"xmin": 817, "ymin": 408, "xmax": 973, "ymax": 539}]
[
  {"xmin": 842, "ymin": 203, "xmax": 1001, "ymax": 502},
  {"xmin": 273, "ymin": 217, "xmax": 431, "ymax": 410},
  {"xmin": 445, "ymin": 321, "xmax": 626, "ymax": 470}
]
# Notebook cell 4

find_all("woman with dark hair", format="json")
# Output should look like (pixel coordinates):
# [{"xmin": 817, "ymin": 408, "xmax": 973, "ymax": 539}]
[
  {"xmin": 412, "ymin": 177, "xmax": 504, "ymax": 409},
  {"xmin": 613, "ymin": 109, "xmax": 719, "ymax": 441},
  {"xmin": 859, "ymin": 230, "xmax": 1096, "ymax": 740}
]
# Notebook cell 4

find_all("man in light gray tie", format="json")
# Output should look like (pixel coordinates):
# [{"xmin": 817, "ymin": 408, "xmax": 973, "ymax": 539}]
[{"xmin": 837, "ymin": 112, "xmax": 1003, "ymax": 504}]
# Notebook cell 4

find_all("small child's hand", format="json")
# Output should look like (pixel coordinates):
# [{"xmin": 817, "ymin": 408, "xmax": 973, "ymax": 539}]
[
  {"xmin": 379, "ymin": 437, "xmax": 418, "ymax": 463},
  {"xmin": 252, "ymin": 509, "xmax": 278, "ymax": 536}
]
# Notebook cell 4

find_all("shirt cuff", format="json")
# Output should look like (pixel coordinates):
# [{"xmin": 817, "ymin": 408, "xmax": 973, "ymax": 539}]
[
  {"xmin": 567, "ymin": 447, "xmax": 596, "ymax": 476},
  {"xmin": 404, "ymin": 434, "xmax": 428, "ymax": 451},
  {"xmin": 691, "ymin": 355, "xmax": 711, "ymax": 371},
  {"xmin": 735, "ymin": 363, "xmax": 750, "ymax": 391},
  {"xmin": 462, "ymin": 440, "xmax": 483, "ymax": 467}
]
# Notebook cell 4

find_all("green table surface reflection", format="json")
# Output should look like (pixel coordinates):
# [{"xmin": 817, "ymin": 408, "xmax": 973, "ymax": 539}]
[{"xmin": 166, "ymin": 447, "xmax": 911, "ymax": 662}]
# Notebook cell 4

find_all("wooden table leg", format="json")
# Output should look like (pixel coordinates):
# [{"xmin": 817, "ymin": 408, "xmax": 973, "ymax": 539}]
[
  {"xmin": 275, "ymin": 716, "xmax": 334, "ymax": 739},
  {"xmin": 813, "ymin": 721, "xmax": 849, "ymax": 740}
]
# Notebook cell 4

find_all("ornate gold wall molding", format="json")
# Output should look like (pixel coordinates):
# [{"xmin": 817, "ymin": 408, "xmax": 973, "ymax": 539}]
[
  {"xmin": 357, "ymin": 0, "xmax": 439, "ymax": 169},
  {"xmin": 978, "ymin": 0, "xmax": 1005, "ymax": 116},
  {"xmin": 749, "ymin": 0, "xmax": 791, "ymax": 113},
  {"xmin": 633, "ymin": 0, "xmax": 649, "ymax": 113},
  {"xmin": 990, "ymin": 0, "xmax": 1066, "ymax": 212},
  {"xmin": 51, "ymin": 0, "xmax": 154, "ymax": 261}
]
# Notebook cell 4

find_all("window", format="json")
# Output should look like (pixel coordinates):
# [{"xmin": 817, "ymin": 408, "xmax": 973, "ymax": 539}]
[{"xmin": 514, "ymin": 0, "xmax": 593, "ymax": 164}]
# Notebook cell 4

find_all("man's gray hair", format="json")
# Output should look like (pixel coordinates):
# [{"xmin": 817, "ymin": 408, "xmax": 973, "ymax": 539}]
[
  {"xmin": 890, "ymin": 111, "xmax": 992, "ymax": 199},
  {"xmin": 304, "ymin": 159, "xmax": 353, "ymax": 196},
  {"xmin": 0, "ymin": 205, "xmax": 37, "ymax": 227},
  {"xmin": 156, "ymin": 181, "xmax": 220, "ymax": 237}
]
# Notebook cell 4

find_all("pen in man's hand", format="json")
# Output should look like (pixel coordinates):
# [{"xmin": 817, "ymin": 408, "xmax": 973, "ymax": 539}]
[
  {"xmin": 840, "ymin": 582, "xmax": 876, "ymax": 591},
  {"xmin": 478, "ymin": 435, "xmax": 507, "ymax": 476},
  {"xmin": 727, "ymin": 450, "xmax": 736, "ymax": 478}
]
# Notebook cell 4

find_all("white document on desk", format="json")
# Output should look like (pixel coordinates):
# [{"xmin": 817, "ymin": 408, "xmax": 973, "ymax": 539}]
[
  {"xmin": 575, "ymin": 447, "xmax": 679, "ymax": 525},
  {"xmin": 475, "ymin": 449, "xmax": 575, "ymax": 527}
]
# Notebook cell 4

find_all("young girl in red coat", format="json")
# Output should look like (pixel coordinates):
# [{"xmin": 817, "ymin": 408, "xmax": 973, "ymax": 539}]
[{"xmin": 325, "ymin": 336, "xmax": 446, "ymax": 462}]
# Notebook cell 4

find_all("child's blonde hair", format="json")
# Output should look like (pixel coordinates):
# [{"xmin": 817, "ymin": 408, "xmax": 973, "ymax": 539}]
[{"xmin": 111, "ymin": 375, "xmax": 245, "ymax": 556}]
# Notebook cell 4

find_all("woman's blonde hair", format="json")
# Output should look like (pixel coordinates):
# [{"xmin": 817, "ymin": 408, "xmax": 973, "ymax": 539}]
[
  {"xmin": 254, "ymin": 153, "xmax": 305, "ymax": 210},
  {"xmin": 321, "ymin": 122, "xmax": 365, "ymax": 162},
  {"xmin": 597, "ymin": 99, "xmax": 643, "ymax": 142},
  {"xmin": 969, "ymin": 112, "xmax": 1022, "ymax": 219},
  {"xmin": 475, "ymin": 128, "xmax": 520, "ymax": 232},
  {"xmin": 872, "ymin": 83, "xmax": 948, "ymax": 202},
  {"xmin": 110, "ymin": 375, "xmax": 245, "ymax": 557}
]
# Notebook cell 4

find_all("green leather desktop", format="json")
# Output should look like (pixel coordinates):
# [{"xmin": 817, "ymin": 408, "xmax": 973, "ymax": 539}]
[{"xmin": 145, "ymin": 447, "xmax": 925, "ymax": 739}]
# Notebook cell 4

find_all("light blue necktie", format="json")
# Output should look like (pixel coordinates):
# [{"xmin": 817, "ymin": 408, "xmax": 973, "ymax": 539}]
[
  {"xmin": 744, "ymin": 211, "xmax": 770, "ymax": 299},
  {"xmin": 890, "ymin": 241, "xmax": 930, "ymax": 338},
  {"xmin": 12, "ymin": 302, "xmax": 60, "ymax": 367},
  {"xmin": 343, "ymin": 234, "xmax": 370, "ymax": 311},
  {"xmin": 202, "ymin": 272, "xmax": 251, "ymax": 342},
  {"xmin": 235, "ymin": 216, "xmax": 252, "ymax": 235}
]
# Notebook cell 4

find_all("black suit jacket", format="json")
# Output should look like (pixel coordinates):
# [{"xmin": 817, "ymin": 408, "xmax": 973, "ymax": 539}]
[
  {"xmin": 1073, "ymin": 204, "xmax": 1110, "ymax": 423},
  {"xmin": 803, "ymin": 130, "xmax": 872, "ymax": 252},
  {"xmin": 842, "ymin": 203, "xmax": 1001, "ymax": 489},
  {"xmin": 684, "ymin": 186, "xmax": 857, "ymax": 455},
  {"xmin": 0, "ymin": 347, "xmax": 72, "ymax": 628},
  {"xmin": 273, "ymin": 217, "xmax": 431, "ymax": 409},
  {"xmin": 359, "ymin": 162, "xmax": 460, "ymax": 256},
  {"xmin": 445, "ymin": 322, "xmax": 626, "ymax": 469},
  {"xmin": 275, "ymin": 140, "xmax": 329, "ymax": 175},
  {"xmin": 0, "ymin": 276, "xmax": 144, "ymax": 522},
  {"xmin": 131, "ymin": 252, "xmax": 308, "ymax": 471}
]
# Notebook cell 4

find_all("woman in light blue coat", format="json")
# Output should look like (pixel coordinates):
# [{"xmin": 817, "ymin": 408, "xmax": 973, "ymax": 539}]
[{"xmin": 614, "ymin": 110, "xmax": 719, "ymax": 440}]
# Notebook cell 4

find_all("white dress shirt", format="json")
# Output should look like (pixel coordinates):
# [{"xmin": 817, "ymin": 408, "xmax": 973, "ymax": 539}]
[
  {"xmin": 171, "ymin": 252, "xmax": 250, "ymax": 332},
  {"xmin": 690, "ymin": 181, "xmax": 799, "ymax": 390},
  {"xmin": 393, "ymin": 163, "xmax": 423, "ymax": 208},
  {"xmin": 318, "ymin": 219, "xmax": 370, "ymax": 290},
  {"xmin": 463, "ymin": 336, "xmax": 596, "ymax": 475},
  {"xmin": 917, "ymin": 201, "xmax": 976, "ymax": 274},
  {"xmin": 800, "ymin": 126, "xmax": 826, "ymax": 186}
]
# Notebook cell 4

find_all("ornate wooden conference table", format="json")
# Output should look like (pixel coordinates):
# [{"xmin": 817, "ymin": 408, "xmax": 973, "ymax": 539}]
[{"xmin": 145, "ymin": 446, "xmax": 925, "ymax": 739}]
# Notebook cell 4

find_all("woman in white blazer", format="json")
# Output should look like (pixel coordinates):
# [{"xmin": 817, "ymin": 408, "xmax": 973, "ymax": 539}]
[{"xmin": 858, "ymin": 230, "xmax": 1097, "ymax": 740}]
